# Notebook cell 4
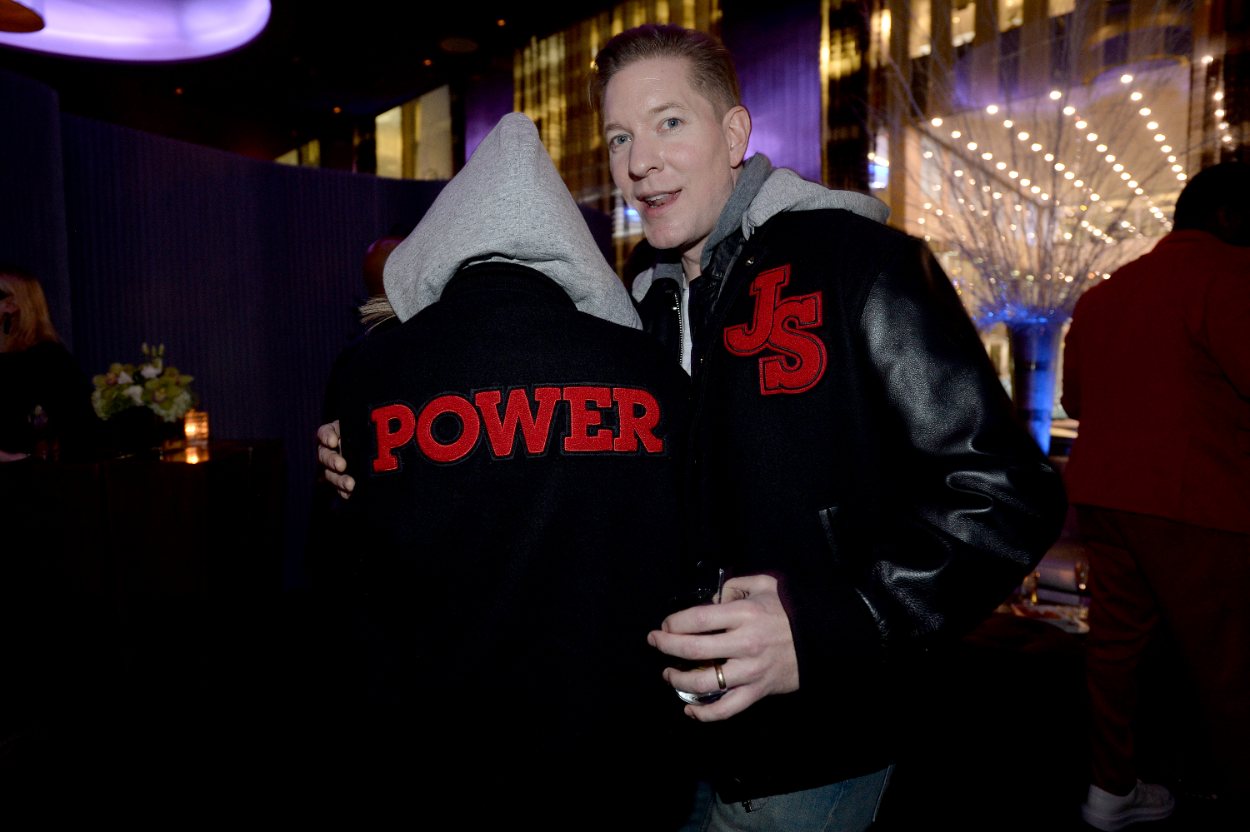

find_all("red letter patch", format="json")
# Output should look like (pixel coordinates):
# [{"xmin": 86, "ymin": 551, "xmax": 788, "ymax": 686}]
[
  {"xmin": 612, "ymin": 387, "xmax": 664, "ymax": 453},
  {"xmin": 562, "ymin": 386, "xmax": 614, "ymax": 452},
  {"xmin": 369, "ymin": 384, "xmax": 665, "ymax": 470},
  {"xmin": 371, "ymin": 403, "xmax": 417, "ymax": 473},
  {"xmin": 415, "ymin": 394, "xmax": 481, "ymax": 464},
  {"xmin": 474, "ymin": 387, "xmax": 560, "ymax": 458},
  {"xmin": 723, "ymin": 264, "xmax": 827, "ymax": 395}
]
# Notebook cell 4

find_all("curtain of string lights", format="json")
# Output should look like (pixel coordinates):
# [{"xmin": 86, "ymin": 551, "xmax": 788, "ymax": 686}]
[
  {"xmin": 869, "ymin": 0, "xmax": 1205, "ymax": 326},
  {"xmin": 862, "ymin": 0, "xmax": 1207, "ymax": 451}
]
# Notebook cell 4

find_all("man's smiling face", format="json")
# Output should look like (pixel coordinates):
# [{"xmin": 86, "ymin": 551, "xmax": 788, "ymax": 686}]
[{"xmin": 602, "ymin": 57, "xmax": 749, "ymax": 268}]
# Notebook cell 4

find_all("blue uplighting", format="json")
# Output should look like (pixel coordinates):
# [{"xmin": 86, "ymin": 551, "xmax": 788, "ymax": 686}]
[{"xmin": 869, "ymin": 163, "xmax": 888, "ymax": 191}]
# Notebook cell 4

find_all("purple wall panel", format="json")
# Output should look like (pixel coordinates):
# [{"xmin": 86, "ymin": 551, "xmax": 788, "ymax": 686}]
[
  {"xmin": 0, "ymin": 70, "xmax": 73, "ymax": 349},
  {"xmin": 59, "ymin": 116, "xmax": 445, "ymax": 587},
  {"xmin": 464, "ymin": 70, "xmax": 515, "ymax": 162},
  {"xmin": 723, "ymin": 1, "xmax": 823, "ymax": 183}
]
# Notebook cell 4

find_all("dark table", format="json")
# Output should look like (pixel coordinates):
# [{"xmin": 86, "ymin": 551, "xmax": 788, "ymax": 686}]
[
  {"xmin": 0, "ymin": 439, "xmax": 284, "ymax": 602},
  {"xmin": 1, "ymin": 440, "xmax": 292, "ymax": 813}
]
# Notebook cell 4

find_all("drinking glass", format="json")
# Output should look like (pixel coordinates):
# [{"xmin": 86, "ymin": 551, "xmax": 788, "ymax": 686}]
[
  {"xmin": 667, "ymin": 579, "xmax": 737, "ymax": 705},
  {"xmin": 1074, "ymin": 555, "xmax": 1091, "ymax": 620}
]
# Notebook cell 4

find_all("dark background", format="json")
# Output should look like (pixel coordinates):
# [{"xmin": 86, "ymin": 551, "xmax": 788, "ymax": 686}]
[
  {"xmin": 0, "ymin": 0, "xmax": 620, "ymax": 160},
  {"xmin": 1, "ymin": 68, "xmax": 446, "ymax": 588}
]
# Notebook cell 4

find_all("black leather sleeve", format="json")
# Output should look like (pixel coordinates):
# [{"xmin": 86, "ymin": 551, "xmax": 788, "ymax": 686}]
[{"xmin": 850, "ymin": 237, "xmax": 1067, "ymax": 650}]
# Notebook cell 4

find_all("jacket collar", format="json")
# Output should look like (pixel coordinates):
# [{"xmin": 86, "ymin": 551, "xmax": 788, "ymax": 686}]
[
  {"xmin": 701, "ymin": 154, "xmax": 776, "ymax": 272},
  {"xmin": 1153, "ymin": 229, "xmax": 1226, "ymax": 248},
  {"xmin": 442, "ymin": 261, "xmax": 577, "ymax": 311}
]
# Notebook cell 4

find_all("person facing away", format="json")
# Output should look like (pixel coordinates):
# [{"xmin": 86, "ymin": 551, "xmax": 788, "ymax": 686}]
[
  {"xmin": 1062, "ymin": 162, "xmax": 1250, "ymax": 830},
  {"xmin": 318, "ymin": 26, "xmax": 1068, "ymax": 831},
  {"xmin": 597, "ymin": 24, "xmax": 1067, "ymax": 830},
  {"xmin": 329, "ymin": 113, "xmax": 695, "ymax": 827}
]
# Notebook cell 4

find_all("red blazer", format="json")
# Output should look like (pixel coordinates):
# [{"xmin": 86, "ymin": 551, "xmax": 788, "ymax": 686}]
[{"xmin": 1062, "ymin": 230, "xmax": 1250, "ymax": 534}]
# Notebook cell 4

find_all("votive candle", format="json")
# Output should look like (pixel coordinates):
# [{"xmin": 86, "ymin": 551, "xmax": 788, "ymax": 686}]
[{"xmin": 185, "ymin": 409, "xmax": 209, "ymax": 447}]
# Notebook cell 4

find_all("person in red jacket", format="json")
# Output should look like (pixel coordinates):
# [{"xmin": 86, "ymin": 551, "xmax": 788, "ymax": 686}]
[{"xmin": 1062, "ymin": 162, "xmax": 1250, "ymax": 830}]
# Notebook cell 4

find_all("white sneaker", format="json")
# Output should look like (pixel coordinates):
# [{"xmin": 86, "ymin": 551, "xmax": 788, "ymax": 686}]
[{"xmin": 1081, "ymin": 780, "xmax": 1176, "ymax": 830}]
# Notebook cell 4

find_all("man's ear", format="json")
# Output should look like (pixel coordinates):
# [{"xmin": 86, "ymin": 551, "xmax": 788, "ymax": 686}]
[
  {"xmin": 723, "ymin": 105, "xmax": 751, "ymax": 168},
  {"xmin": 1215, "ymin": 206, "xmax": 1250, "ymax": 246}
]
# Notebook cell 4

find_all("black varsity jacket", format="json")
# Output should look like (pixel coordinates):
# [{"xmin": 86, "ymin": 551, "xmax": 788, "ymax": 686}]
[
  {"xmin": 335, "ymin": 264, "xmax": 697, "ymax": 824},
  {"xmin": 639, "ymin": 208, "xmax": 1068, "ymax": 801}
]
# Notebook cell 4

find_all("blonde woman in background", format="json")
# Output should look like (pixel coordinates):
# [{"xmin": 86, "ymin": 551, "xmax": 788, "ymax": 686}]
[{"xmin": 0, "ymin": 264, "xmax": 94, "ymax": 460}]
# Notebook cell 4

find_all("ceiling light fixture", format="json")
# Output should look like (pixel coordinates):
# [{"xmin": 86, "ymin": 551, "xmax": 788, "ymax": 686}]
[
  {"xmin": 0, "ymin": 0, "xmax": 43, "ymax": 33},
  {"xmin": 0, "ymin": 0, "xmax": 271, "ymax": 60}
]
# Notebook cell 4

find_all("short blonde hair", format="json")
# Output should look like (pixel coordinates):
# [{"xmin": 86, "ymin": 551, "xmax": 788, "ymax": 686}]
[
  {"xmin": 0, "ymin": 265, "xmax": 60, "ymax": 353},
  {"xmin": 590, "ymin": 25, "xmax": 741, "ymax": 120}
]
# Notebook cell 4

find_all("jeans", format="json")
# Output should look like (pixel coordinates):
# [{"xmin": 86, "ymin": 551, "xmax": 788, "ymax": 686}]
[{"xmin": 681, "ymin": 766, "xmax": 894, "ymax": 832}]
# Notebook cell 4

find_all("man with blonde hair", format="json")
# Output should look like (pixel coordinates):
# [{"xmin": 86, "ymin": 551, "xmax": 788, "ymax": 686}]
[{"xmin": 594, "ymin": 24, "xmax": 1065, "ymax": 830}]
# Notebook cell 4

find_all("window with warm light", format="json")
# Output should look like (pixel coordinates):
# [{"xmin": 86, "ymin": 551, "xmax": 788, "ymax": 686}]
[{"xmin": 373, "ymin": 86, "xmax": 453, "ymax": 181}]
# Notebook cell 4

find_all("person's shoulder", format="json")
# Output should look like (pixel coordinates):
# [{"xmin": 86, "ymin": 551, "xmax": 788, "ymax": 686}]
[
  {"xmin": 763, "ymin": 206, "xmax": 909, "ymax": 248},
  {"xmin": 1204, "ymin": 243, "xmax": 1250, "ymax": 303},
  {"xmin": 26, "ymin": 339, "xmax": 70, "ymax": 356},
  {"xmin": 340, "ymin": 314, "xmax": 428, "ymax": 382},
  {"xmin": 576, "ymin": 309, "xmax": 686, "ymax": 368},
  {"xmin": 760, "ymin": 209, "xmax": 920, "ymax": 277},
  {"xmin": 759, "ymin": 209, "xmax": 928, "ymax": 294},
  {"xmin": 25, "ymin": 339, "xmax": 77, "ymax": 368},
  {"xmin": 1206, "ymin": 238, "xmax": 1250, "ymax": 272}
]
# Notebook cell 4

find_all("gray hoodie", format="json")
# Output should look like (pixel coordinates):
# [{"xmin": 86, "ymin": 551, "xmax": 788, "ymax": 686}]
[
  {"xmin": 630, "ymin": 155, "xmax": 889, "ymax": 371},
  {"xmin": 383, "ymin": 113, "xmax": 640, "ymax": 330}
]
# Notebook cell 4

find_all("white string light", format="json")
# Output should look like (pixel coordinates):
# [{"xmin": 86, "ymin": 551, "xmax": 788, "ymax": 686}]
[{"xmin": 916, "ymin": 75, "xmax": 1181, "ymax": 256}]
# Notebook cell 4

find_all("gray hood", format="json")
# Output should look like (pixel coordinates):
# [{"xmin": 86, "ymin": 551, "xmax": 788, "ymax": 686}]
[
  {"xmin": 631, "ymin": 156, "xmax": 889, "ymax": 302},
  {"xmin": 742, "ymin": 165, "xmax": 889, "ymax": 237},
  {"xmin": 383, "ymin": 113, "xmax": 640, "ymax": 329}
]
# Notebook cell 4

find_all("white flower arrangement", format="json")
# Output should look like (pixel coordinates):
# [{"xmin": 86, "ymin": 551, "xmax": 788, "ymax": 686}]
[{"xmin": 92, "ymin": 343, "xmax": 197, "ymax": 423}]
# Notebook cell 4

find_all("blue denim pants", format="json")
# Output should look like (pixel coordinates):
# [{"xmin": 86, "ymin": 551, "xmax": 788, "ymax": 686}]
[{"xmin": 681, "ymin": 767, "xmax": 894, "ymax": 832}]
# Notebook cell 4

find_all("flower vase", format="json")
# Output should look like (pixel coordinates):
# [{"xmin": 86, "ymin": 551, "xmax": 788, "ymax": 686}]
[
  {"xmin": 1007, "ymin": 320, "xmax": 1064, "ymax": 456},
  {"xmin": 108, "ymin": 408, "xmax": 184, "ymax": 455}
]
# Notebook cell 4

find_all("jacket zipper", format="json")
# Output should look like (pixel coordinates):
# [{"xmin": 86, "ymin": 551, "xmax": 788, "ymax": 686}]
[
  {"xmin": 674, "ymin": 283, "xmax": 685, "ymax": 371},
  {"xmin": 684, "ymin": 237, "xmax": 768, "ymax": 567}
]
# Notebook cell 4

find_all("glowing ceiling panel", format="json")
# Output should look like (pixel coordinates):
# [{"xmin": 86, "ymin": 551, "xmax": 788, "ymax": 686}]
[{"xmin": 0, "ymin": 0, "xmax": 270, "ymax": 62}]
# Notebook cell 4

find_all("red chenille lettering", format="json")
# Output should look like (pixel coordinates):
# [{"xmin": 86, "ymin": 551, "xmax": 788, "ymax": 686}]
[
  {"xmin": 759, "ymin": 294, "xmax": 826, "ymax": 394},
  {"xmin": 563, "ymin": 386, "xmax": 613, "ymax": 452},
  {"xmin": 415, "ymin": 394, "xmax": 481, "ymax": 463},
  {"xmin": 612, "ymin": 387, "xmax": 664, "ymax": 453},
  {"xmin": 371, "ymin": 403, "xmax": 416, "ymax": 473},
  {"xmin": 474, "ymin": 387, "xmax": 560, "ymax": 458},
  {"xmin": 724, "ymin": 265, "xmax": 789, "ymax": 355}
]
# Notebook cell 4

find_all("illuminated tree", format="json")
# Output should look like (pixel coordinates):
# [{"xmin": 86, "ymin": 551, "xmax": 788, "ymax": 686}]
[{"xmin": 866, "ymin": 0, "xmax": 1210, "ymax": 451}]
